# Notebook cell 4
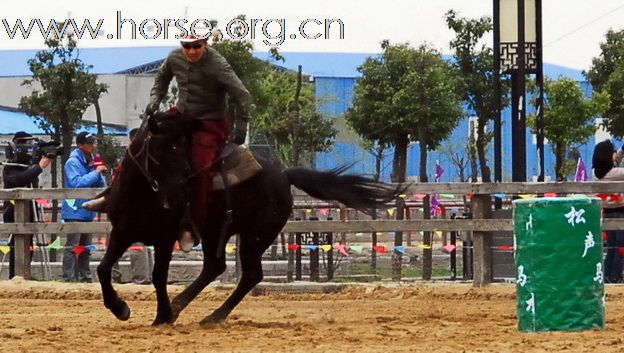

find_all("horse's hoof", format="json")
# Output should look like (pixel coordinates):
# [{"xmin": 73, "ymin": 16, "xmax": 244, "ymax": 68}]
[
  {"xmin": 152, "ymin": 316, "xmax": 173, "ymax": 326},
  {"xmin": 114, "ymin": 301, "xmax": 131, "ymax": 321},
  {"xmin": 199, "ymin": 313, "xmax": 226, "ymax": 326}
]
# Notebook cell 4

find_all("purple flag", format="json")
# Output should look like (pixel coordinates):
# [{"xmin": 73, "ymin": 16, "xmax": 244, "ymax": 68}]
[
  {"xmin": 575, "ymin": 157, "xmax": 587, "ymax": 182},
  {"xmin": 435, "ymin": 160, "xmax": 445, "ymax": 183},
  {"xmin": 430, "ymin": 194, "xmax": 441, "ymax": 217}
]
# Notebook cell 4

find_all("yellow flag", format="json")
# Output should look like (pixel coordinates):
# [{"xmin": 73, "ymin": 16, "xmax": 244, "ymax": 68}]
[
  {"xmin": 399, "ymin": 194, "xmax": 407, "ymax": 199},
  {"xmin": 418, "ymin": 245, "xmax": 432, "ymax": 250},
  {"xmin": 387, "ymin": 208, "xmax": 396, "ymax": 217},
  {"xmin": 320, "ymin": 245, "xmax": 332, "ymax": 252},
  {"xmin": 0, "ymin": 246, "xmax": 10, "ymax": 255},
  {"xmin": 519, "ymin": 194, "xmax": 536, "ymax": 199},
  {"xmin": 225, "ymin": 245, "xmax": 237, "ymax": 255},
  {"xmin": 435, "ymin": 231, "xmax": 443, "ymax": 238},
  {"xmin": 305, "ymin": 209, "xmax": 312, "ymax": 214}
]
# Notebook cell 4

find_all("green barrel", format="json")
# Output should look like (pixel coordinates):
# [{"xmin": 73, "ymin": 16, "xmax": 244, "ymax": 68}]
[{"xmin": 513, "ymin": 197, "xmax": 604, "ymax": 332}]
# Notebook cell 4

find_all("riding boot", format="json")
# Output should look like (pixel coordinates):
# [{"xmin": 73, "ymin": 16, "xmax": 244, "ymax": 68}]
[
  {"xmin": 82, "ymin": 195, "xmax": 108, "ymax": 212},
  {"xmin": 82, "ymin": 187, "xmax": 111, "ymax": 212},
  {"xmin": 178, "ymin": 207, "xmax": 201, "ymax": 253}
]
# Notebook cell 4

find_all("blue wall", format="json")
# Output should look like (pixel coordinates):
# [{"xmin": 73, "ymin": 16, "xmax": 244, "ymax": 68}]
[{"xmin": 315, "ymin": 77, "xmax": 601, "ymax": 182}]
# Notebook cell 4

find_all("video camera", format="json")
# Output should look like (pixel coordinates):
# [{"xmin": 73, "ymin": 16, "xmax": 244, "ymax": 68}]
[
  {"xmin": 5, "ymin": 138, "xmax": 63, "ymax": 165},
  {"xmin": 32, "ymin": 139, "xmax": 64, "ymax": 160}
]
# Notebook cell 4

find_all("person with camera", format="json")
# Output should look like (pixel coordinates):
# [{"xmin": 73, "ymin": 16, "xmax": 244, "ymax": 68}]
[
  {"xmin": 61, "ymin": 131, "xmax": 106, "ymax": 283},
  {"xmin": 2, "ymin": 131, "xmax": 53, "ymax": 279}
]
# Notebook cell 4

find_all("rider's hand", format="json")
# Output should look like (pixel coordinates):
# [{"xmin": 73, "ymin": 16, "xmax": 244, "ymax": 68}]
[
  {"xmin": 38, "ymin": 157, "xmax": 53, "ymax": 169},
  {"xmin": 144, "ymin": 103, "xmax": 158, "ymax": 117},
  {"xmin": 232, "ymin": 128, "xmax": 247, "ymax": 145},
  {"xmin": 96, "ymin": 165, "xmax": 108, "ymax": 174}
]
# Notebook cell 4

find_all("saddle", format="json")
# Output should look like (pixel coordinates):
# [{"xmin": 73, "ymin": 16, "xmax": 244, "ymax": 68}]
[{"xmin": 212, "ymin": 143, "xmax": 262, "ymax": 191}]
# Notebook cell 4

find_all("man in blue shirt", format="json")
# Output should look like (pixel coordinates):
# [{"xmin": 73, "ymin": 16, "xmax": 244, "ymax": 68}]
[{"xmin": 61, "ymin": 132, "xmax": 106, "ymax": 282}]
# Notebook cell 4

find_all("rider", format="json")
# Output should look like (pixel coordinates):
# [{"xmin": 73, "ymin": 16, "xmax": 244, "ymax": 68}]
[{"xmin": 85, "ymin": 31, "xmax": 252, "ymax": 252}]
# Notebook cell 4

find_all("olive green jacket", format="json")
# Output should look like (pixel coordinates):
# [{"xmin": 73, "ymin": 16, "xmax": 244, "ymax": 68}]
[{"xmin": 149, "ymin": 47, "xmax": 251, "ymax": 130}]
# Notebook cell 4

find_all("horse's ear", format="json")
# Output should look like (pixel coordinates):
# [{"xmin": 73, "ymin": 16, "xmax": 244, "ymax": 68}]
[{"xmin": 147, "ymin": 114, "xmax": 160, "ymax": 134}]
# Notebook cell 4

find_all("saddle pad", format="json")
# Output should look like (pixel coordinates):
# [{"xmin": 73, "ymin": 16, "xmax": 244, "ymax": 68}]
[{"xmin": 212, "ymin": 146, "xmax": 262, "ymax": 190}]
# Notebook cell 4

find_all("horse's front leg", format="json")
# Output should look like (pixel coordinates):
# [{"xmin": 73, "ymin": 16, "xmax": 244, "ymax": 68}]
[
  {"xmin": 151, "ymin": 240, "xmax": 176, "ymax": 326},
  {"xmin": 97, "ymin": 230, "xmax": 131, "ymax": 321}
]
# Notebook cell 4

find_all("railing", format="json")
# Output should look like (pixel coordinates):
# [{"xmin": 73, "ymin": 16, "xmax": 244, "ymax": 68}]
[{"xmin": 2, "ymin": 182, "xmax": 624, "ymax": 286}]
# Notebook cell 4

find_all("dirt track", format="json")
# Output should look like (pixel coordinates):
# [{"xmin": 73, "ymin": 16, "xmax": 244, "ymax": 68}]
[{"xmin": 1, "ymin": 278, "xmax": 624, "ymax": 353}]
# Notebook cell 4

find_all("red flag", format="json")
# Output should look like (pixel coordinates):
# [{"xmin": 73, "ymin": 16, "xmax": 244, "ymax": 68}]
[
  {"xmin": 288, "ymin": 243, "xmax": 300, "ymax": 251},
  {"xmin": 373, "ymin": 245, "xmax": 386, "ymax": 254},
  {"xmin": 74, "ymin": 245, "xmax": 86, "ymax": 257}
]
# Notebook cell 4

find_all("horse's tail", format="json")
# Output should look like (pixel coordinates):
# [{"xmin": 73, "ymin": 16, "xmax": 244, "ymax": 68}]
[{"xmin": 283, "ymin": 165, "xmax": 407, "ymax": 215}]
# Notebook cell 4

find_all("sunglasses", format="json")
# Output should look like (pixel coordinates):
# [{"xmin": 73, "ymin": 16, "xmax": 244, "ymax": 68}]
[{"xmin": 182, "ymin": 42, "xmax": 203, "ymax": 50}]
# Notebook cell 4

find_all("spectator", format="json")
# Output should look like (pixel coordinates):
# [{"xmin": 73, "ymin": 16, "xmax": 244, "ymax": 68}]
[
  {"xmin": 62, "ymin": 131, "xmax": 106, "ymax": 283},
  {"xmin": 592, "ymin": 139, "xmax": 624, "ymax": 283},
  {"xmin": 2, "ymin": 131, "xmax": 53, "ymax": 278}
]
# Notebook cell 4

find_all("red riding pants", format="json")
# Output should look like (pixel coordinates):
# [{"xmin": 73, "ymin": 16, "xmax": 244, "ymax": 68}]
[{"xmin": 191, "ymin": 119, "xmax": 230, "ymax": 230}]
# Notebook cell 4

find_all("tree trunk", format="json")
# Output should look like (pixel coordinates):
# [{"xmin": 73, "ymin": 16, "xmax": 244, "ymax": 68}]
[
  {"xmin": 469, "ymin": 121, "xmax": 479, "ymax": 182},
  {"xmin": 95, "ymin": 100, "xmax": 104, "ymax": 138},
  {"xmin": 391, "ymin": 135, "xmax": 408, "ymax": 280},
  {"xmin": 290, "ymin": 65, "xmax": 303, "ymax": 167},
  {"xmin": 555, "ymin": 143, "xmax": 565, "ymax": 181},
  {"xmin": 476, "ymin": 122, "xmax": 491, "ymax": 182},
  {"xmin": 418, "ymin": 126, "xmax": 432, "ymax": 280}
]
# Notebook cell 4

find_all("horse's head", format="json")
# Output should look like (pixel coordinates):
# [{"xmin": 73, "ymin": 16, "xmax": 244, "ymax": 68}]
[{"xmin": 128, "ymin": 110, "xmax": 201, "ymax": 208}]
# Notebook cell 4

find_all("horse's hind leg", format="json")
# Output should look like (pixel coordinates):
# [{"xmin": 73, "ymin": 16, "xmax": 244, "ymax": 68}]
[
  {"xmin": 170, "ymin": 239, "xmax": 227, "ymax": 323},
  {"xmin": 200, "ymin": 228, "xmax": 276, "ymax": 325},
  {"xmin": 97, "ymin": 230, "xmax": 131, "ymax": 321},
  {"xmin": 151, "ymin": 240, "xmax": 176, "ymax": 326}
]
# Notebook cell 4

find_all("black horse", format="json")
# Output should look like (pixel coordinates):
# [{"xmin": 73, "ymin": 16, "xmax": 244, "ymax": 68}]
[{"xmin": 98, "ymin": 111, "xmax": 404, "ymax": 326}]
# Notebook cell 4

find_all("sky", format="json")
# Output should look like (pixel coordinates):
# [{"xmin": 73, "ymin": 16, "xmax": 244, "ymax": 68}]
[{"xmin": 1, "ymin": 0, "xmax": 623, "ymax": 71}]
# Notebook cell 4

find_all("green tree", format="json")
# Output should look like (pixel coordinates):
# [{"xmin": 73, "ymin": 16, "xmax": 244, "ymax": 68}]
[
  {"xmin": 528, "ymin": 77, "xmax": 610, "ymax": 181},
  {"xmin": 586, "ymin": 29, "xmax": 624, "ymax": 136},
  {"xmin": 210, "ymin": 16, "xmax": 336, "ymax": 166},
  {"xmin": 254, "ymin": 69, "xmax": 336, "ymax": 166},
  {"xmin": 346, "ymin": 41, "xmax": 463, "ymax": 183},
  {"xmin": 19, "ymin": 34, "xmax": 108, "ymax": 186},
  {"xmin": 445, "ymin": 10, "xmax": 510, "ymax": 182},
  {"xmin": 346, "ymin": 41, "xmax": 463, "ymax": 280}
]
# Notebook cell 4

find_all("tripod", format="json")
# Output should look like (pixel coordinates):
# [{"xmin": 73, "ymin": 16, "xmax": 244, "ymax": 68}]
[{"xmin": 0, "ymin": 200, "xmax": 52, "ymax": 279}]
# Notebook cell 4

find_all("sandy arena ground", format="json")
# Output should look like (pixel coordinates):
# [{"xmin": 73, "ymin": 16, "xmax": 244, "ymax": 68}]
[{"xmin": 0, "ymin": 278, "xmax": 623, "ymax": 353}]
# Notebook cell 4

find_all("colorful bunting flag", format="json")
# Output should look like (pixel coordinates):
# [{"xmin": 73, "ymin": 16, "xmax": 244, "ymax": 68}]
[
  {"xmin": 73, "ymin": 245, "xmax": 86, "ymax": 257},
  {"xmin": 336, "ymin": 244, "xmax": 349, "ymax": 256},
  {"xmin": 0, "ymin": 246, "xmax": 10, "ymax": 255},
  {"xmin": 434, "ymin": 231, "xmax": 443, "ymax": 238},
  {"xmin": 498, "ymin": 245, "xmax": 514, "ymax": 251},
  {"xmin": 355, "ymin": 232, "xmax": 364, "ymax": 237},
  {"xmin": 439, "ymin": 194, "xmax": 455, "ymax": 199},
  {"xmin": 418, "ymin": 245, "xmax": 432, "ymax": 250},
  {"xmin": 398, "ymin": 194, "xmax": 407, "ymax": 199},
  {"xmin": 193, "ymin": 244, "xmax": 203, "ymax": 251},
  {"xmin": 544, "ymin": 192, "xmax": 557, "ymax": 198},
  {"xmin": 387, "ymin": 208, "xmax": 396, "ymax": 217},
  {"xmin": 48, "ymin": 237, "xmax": 63, "ymax": 250},
  {"xmin": 307, "ymin": 245, "xmax": 319, "ymax": 251},
  {"xmin": 494, "ymin": 193, "xmax": 506, "ymax": 199},
  {"xmin": 225, "ymin": 245, "xmax": 236, "ymax": 255},
  {"xmin": 349, "ymin": 245, "xmax": 364, "ymax": 253},
  {"xmin": 86, "ymin": 244, "xmax": 97, "ymax": 252},
  {"xmin": 319, "ymin": 208, "xmax": 330, "ymax": 217},
  {"xmin": 65, "ymin": 199, "xmax": 77, "ymax": 211},
  {"xmin": 288, "ymin": 243, "xmax": 300, "ymax": 251},
  {"xmin": 129, "ymin": 245, "xmax": 144, "ymax": 251},
  {"xmin": 443, "ymin": 244, "xmax": 456, "ymax": 253},
  {"xmin": 320, "ymin": 245, "xmax": 332, "ymax": 252},
  {"xmin": 373, "ymin": 245, "xmax": 386, "ymax": 254},
  {"xmin": 394, "ymin": 245, "xmax": 405, "ymax": 254},
  {"xmin": 412, "ymin": 193, "xmax": 427, "ymax": 200},
  {"xmin": 518, "ymin": 194, "xmax": 536, "ymax": 199}
]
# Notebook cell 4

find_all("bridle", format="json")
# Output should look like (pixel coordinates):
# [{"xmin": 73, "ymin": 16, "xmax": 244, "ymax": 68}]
[{"xmin": 127, "ymin": 132, "xmax": 164, "ymax": 192}]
